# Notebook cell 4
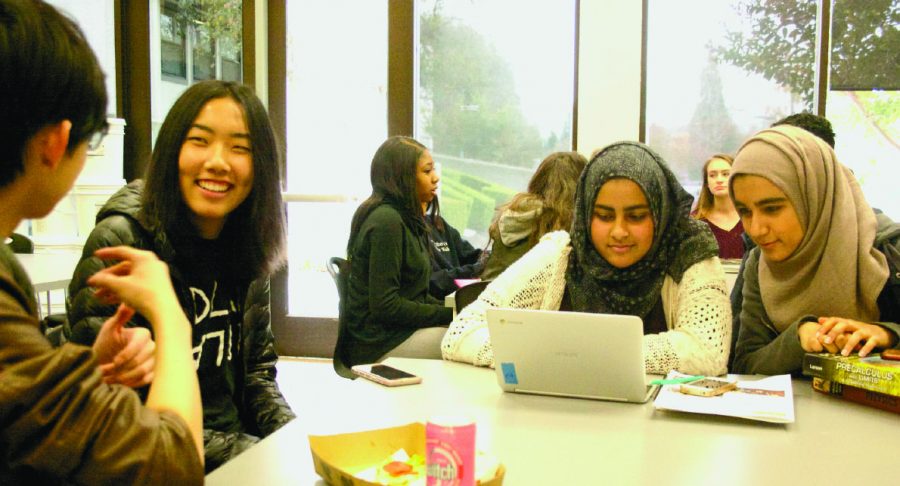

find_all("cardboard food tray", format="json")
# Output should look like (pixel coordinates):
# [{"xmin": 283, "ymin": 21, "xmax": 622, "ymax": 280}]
[{"xmin": 309, "ymin": 422, "xmax": 505, "ymax": 485}]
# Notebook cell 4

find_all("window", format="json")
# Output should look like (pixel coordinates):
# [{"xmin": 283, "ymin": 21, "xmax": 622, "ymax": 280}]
[
  {"xmin": 646, "ymin": 0, "xmax": 898, "ymax": 215},
  {"xmin": 160, "ymin": 5, "xmax": 186, "ymax": 78},
  {"xmin": 220, "ymin": 34, "xmax": 242, "ymax": 82},
  {"xmin": 645, "ymin": 0, "xmax": 815, "ymax": 195},
  {"xmin": 826, "ymin": 0, "xmax": 899, "ymax": 217},
  {"xmin": 152, "ymin": 0, "xmax": 243, "ymax": 142},
  {"xmin": 415, "ymin": 0, "xmax": 577, "ymax": 246},
  {"xmin": 191, "ymin": 24, "xmax": 215, "ymax": 81},
  {"xmin": 284, "ymin": 0, "xmax": 388, "ymax": 317},
  {"xmin": 277, "ymin": 0, "xmax": 577, "ymax": 326}
]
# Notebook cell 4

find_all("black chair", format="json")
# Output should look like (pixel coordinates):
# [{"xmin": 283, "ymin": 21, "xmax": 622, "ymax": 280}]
[
  {"xmin": 6, "ymin": 232, "xmax": 34, "ymax": 254},
  {"xmin": 454, "ymin": 280, "xmax": 491, "ymax": 314},
  {"xmin": 41, "ymin": 314, "xmax": 68, "ymax": 347},
  {"xmin": 327, "ymin": 257, "xmax": 355, "ymax": 379},
  {"xmin": 6, "ymin": 232, "xmax": 67, "ymax": 345},
  {"xmin": 327, "ymin": 257, "xmax": 348, "ymax": 299}
]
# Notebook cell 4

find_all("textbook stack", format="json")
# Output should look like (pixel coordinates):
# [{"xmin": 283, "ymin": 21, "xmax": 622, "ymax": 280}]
[
  {"xmin": 802, "ymin": 353, "xmax": 900, "ymax": 414},
  {"xmin": 810, "ymin": 378, "xmax": 900, "ymax": 415}
]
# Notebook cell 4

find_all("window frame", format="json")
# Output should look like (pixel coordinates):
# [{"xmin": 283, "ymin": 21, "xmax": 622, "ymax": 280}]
[
  {"xmin": 270, "ymin": 0, "xmax": 582, "ymax": 357},
  {"xmin": 118, "ymin": 0, "xmax": 256, "ymax": 180},
  {"xmin": 122, "ymin": 1, "xmax": 862, "ymax": 358},
  {"xmin": 159, "ymin": 2, "xmax": 187, "ymax": 80},
  {"xmin": 639, "ymin": 0, "xmax": 833, "ymax": 141}
]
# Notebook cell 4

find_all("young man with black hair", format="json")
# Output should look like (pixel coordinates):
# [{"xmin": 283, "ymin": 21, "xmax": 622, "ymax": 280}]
[
  {"xmin": 772, "ymin": 112, "xmax": 837, "ymax": 148},
  {"xmin": 0, "ymin": 0, "xmax": 203, "ymax": 483}
]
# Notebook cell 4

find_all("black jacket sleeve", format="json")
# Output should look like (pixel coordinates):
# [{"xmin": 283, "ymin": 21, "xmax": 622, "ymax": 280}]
[
  {"xmin": 202, "ymin": 429, "xmax": 259, "ymax": 473},
  {"xmin": 241, "ymin": 277, "xmax": 296, "ymax": 437},
  {"xmin": 66, "ymin": 215, "xmax": 153, "ymax": 345},
  {"xmin": 428, "ymin": 218, "xmax": 484, "ymax": 299},
  {"xmin": 366, "ymin": 213, "xmax": 454, "ymax": 328}
]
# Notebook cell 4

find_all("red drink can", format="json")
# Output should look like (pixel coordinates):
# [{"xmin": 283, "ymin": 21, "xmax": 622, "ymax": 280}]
[{"xmin": 426, "ymin": 417, "xmax": 475, "ymax": 486}]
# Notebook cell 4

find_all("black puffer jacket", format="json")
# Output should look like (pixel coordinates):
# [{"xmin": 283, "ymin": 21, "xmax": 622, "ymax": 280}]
[{"xmin": 65, "ymin": 181, "xmax": 295, "ymax": 471}]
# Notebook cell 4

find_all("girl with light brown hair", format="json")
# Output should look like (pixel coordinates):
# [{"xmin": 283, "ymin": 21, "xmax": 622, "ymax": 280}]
[
  {"xmin": 480, "ymin": 151, "xmax": 587, "ymax": 280},
  {"xmin": 693, "ymin": 153, "xmax": 744, "ymax": 259}
]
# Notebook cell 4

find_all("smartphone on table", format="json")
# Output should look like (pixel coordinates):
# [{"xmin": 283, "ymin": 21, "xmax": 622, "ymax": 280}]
[
  {"xmin": 351, "ymin": 364, "xmax": 422, "ymax": 387},
  {"xmin": 679, "ymin": 377, "xmax": 737, "ymax": 397}
]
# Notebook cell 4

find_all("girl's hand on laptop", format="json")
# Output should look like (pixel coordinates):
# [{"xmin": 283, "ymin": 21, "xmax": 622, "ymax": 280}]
[{"xmin": 93, "ymin": 303, "xmax": 156, "ymax": 387}]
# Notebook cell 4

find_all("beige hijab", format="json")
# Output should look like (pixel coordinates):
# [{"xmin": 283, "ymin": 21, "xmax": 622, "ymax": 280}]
[{"xmin": 730, "ymin": 125, "xmax": 888, "ymax": 330}]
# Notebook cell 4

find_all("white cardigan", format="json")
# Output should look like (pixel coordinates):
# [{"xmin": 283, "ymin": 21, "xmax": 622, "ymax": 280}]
[{"xmin": 441, "ymin": 231, "xmax": 730, "ymax": 376}]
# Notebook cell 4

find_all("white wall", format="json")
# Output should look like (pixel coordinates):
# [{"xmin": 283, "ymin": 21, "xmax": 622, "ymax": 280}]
[
  {"xmin": 34, "ymin": 1, "xmax": 123, "ymax": 247},
  {"xmin": 46, "ymin": 0, "xmax": 117, "ymax": 115},
  {"xmin": 576, "ymin": 0, "xmax": 643, "ymax": 156}
]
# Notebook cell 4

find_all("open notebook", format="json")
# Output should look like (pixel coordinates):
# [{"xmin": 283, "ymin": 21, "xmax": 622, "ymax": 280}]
[{"xmin": 486, "ymin": 308, "xmax": 659, "ymax": 403}]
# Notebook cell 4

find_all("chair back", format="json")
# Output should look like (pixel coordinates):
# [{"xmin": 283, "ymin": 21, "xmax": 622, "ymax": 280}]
[
  {"xmin": 327, "ymin": 256, "xmax": 355, "ymax": 378},
  {"xmin": 7, "ymin": 232, "xmax": 34, "ymax": 254},
  {"xmin": 327, "ymin": 256, "xmax": 349, "ymax": 300},
  {"xmin": 455, "ymin": 280, "xmax": 491, "ymax": 314},
  {"xmin": 41, "ymin": 314, "xmax": 68, "ymax": 347}
]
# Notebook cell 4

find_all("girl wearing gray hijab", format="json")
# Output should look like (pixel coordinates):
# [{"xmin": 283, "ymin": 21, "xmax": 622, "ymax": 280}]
[
  {"xmin": 730, "ymin": 125, "xmax": 900, "ymax": 375},
  {"xmin": 442, "ymin": 142, "xmax": 731, "ymax": 376}
]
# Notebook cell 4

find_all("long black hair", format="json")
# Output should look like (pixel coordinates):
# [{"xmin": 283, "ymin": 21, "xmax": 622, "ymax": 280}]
[
  {"xmin": 142, "ymin": 80, "xmax": 286, "ymax": 281},
  {"xmin": 348, "ymin": 136, "xmax": 430, "ymax": 252}
]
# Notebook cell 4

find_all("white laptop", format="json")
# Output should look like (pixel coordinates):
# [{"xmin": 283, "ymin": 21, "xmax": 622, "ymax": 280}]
[{"xmin": 486, "ymin": 308, "xmax": 659, "ymax": 403}]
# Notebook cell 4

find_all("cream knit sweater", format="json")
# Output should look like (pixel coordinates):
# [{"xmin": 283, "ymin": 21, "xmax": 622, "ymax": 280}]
[{"xmin": 441, "ymin": 231, "xmax": 730, "ymax": 375}]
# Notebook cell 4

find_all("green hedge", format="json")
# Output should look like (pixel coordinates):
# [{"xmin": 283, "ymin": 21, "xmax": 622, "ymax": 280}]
[
  {"xmin": 439, "ymin": 168, "xmax": 519, "ymax": 233},
  {"xmin": 481, "ymin": 184, "xmax": 517, "ymax": 211},
  {"xmin": 441, "ymin": 176, "xmax": 495, "ymax": 232},
  {"xmin": 439, "ymin": 195, "xmax": 472, "ymax": 232}
]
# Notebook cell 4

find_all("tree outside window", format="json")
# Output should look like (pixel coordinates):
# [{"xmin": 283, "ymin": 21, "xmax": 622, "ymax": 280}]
[
  {"xmin": 713, "ymin": 0, "xmax": 899, "ymax": 216},
  {"xmin": 417, "ymin": 0, "xmax": 576, "ymax": 246},
  {"xmin": 160, "ymin": 0, "xmax": 242, "ymax": 85}
]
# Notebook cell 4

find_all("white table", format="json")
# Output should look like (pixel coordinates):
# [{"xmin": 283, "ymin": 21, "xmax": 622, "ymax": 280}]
[
  {"xmin": 207, "ymin": 357, "xmax": 900, "ymax": 485},
  {"xmin": 15, "ymin": 252, "xmax": 81, "ymax": 316}
]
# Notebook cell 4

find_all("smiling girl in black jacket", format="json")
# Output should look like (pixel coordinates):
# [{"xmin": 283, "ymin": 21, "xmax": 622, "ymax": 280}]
[{"xmin": 66, "ymin": 81, "xmax": 295, "ymax": 472}]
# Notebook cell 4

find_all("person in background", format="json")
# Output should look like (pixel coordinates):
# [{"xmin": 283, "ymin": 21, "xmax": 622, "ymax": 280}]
[
  {"xmin": 692, "ymin": 154, "xmax": 744, "ymax": 259},
  {"xmin": 425, "ymin": 197, "xmax": 484, "ymax": 299},
  {"xmin": 442, "ymin": 142, "xmax": 730, "ymax": 376},
  {"xmin": 0, "ymin": 0, "xmax": 202, "ymax": 482},
  {"xmin": 727, "ymin": 111, "xmax": 839, "ymax": 370},
  {"xmin": 772, "ymin": 112, "xmax": 836, "ymax": 148},
  {"xmin": 730, "ymin": 125, "xmax": 899, "ymax": 375},
  {"xmin": 480, "ymin": 151, "xmax": 587, "ymax": 280},
  {"xmin": 66, "ymin": 80, "xmax": 295, "ymax": 472},
  {"xmin": 337, "ymin": 136, "xmax": 454, "ymax": 373}
]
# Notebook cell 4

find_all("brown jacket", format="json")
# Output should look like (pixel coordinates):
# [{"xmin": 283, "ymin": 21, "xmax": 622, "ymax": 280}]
[{"xmin": 0, "ymin": 245, "xmax": 203, "ymax": 484}]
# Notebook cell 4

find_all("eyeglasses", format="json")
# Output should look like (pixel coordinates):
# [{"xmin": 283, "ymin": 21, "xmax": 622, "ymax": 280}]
[{"xmin": 87, "ymin": 125, "xmax": 109, "ymax": 152}]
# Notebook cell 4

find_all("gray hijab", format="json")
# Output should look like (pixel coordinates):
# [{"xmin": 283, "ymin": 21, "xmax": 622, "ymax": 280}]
[{"xmin": 566, "ymin": 142, "xmax": 718, "ymax": 318}]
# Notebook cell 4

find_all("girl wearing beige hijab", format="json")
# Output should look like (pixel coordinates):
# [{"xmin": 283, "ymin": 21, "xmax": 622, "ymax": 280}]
[{"xmin": 730, "ymin": 125, "xmax": 900, "ymax": 375}]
